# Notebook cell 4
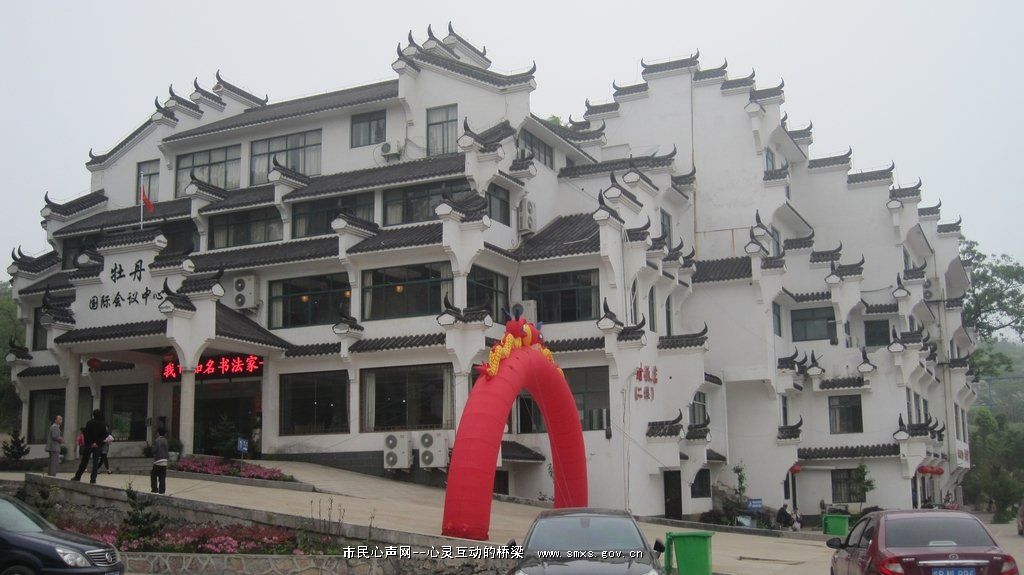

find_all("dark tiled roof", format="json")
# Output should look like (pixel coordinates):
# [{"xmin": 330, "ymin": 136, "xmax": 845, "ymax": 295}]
[
  {"xmin": 706, "ymin": 448, "xmax": 727, "ymax": 462},
  {"xmin": 783, "ymin": 288, "xmax": 830, "ymax": 303},
  {"xmin": 544, "ymin": 337, "xmax": 604, "ymax": 353},
  {"xmin": 890, "ymin": 179, "xmax": 923, "ymax": 200},
  {"xmin": 903, "ymin": 262, "xmax": 927, "ymax": 280},
  {"xmin": 720, "ymin": 71, "xmax": 755, "ymax": 91},
  {"xmin": 18, "ymin": 365, "xmax": 60, "ymax": 378},
  {"xmin": 937, "ymin": 219, "xmax": 962, "ymax": 234},
  {"xmin": 763, "ymin": 165, "xmax": 789, "ymax": 181},
  {"xmin": 161, "ymin": 286, "xmax": 196, "ymax": 312},
  {"xmin": 12, "ymin": 250, "xmax": 60, "ymax": 274},
  {"xmin": 762, "ymin": 254, "xmax": 785, "ymax": 269},
  {"xmin": 149, "ymin": 249, "xmax": 192, "ymax": 271},
  {"xmin": 646, "ymin": 411, "xmax": 684, "ymax": 438},
  {"xmin": 810, "ymin": 244, "xmax": 842, "ymax": 263},
  {"xmin": 535, "ymin": 117, "xmax": 604, "ymax": 143},
  {"xmin": 693, "ymin": 257, "xmax": 752, "ymax": 283},
  {"xmin": 657, "ymin": 325, "xmax": 709, "ymax": 350},
  {"xmin": 863, "ymin": 301, "xmax": 898, "ymax": 315},
  {"xmin": 44, "ymin": 190, "xmax": 107, "ymax": 217},
  {"xmin": 750, "ymin": 81, "xmax": 784, "ymax": 101},
  {"xmin": 347, "ymin": 222, "xmax": 442, "ymax": 254},
  {"xmin": 641, "ymin": 53, "xmax": 699, "ymax": 75},
  {"xmin": 584, "ymin": 100, "xmax": 620, "ymax": 116},
  {"xmin": 198, "ymin": 185, "xmax": 276, "ymax": 214},
  {"xmin": 704, "ymin": 373, "xmax": 723, "ymax": 386},
  {"xmin": 847, "ymin": 162, "xmax": 894, "ymax": 185},
  {"xmin": 783, "ymin": 232, "xmax": 814, "ymax": 250},
  {"xmin": 834, "ymin": 258, "xmax": 865, "ymax": 278},
  {"xmin": 445, "ymin": 23, "xmax": 490, "ymax": 62},
  {"xmin": 215, "ymin": 303, "xmax": 290, "ymax": 349},
  {"xmin": 53, "ymin": 319, "xmax": 166, "ymax": 344},
  {"xmin": 284, "ymin": 154, "xmax": 466, "ymax": 201},
  {"xmin": 167, "ymin": 80, "xmax": 398, "ymax": 141},
  {"xmin": 87, "ymin": 120, "xmax": 154, "ymax": 166},
  {"xmin": 807, "ymin": 149, "xmax": 853, "ymax": 169},
  {"xmin": 509, "ymin": 154, "xmax": 534, "ymax": 172},
  {"xmin": 685, "ymin": 424, "xmax": 711, "ymax": 441},
  {"xmin": 819, "ymin": 376, "xmax": 866, "ymax": 390},
  {"xmin": 19, "ymin": 273, "xmax": 73, "ymax": 295},
  {"xmin": 192, "ymin": 78, "xmax": 224, "ymax": 105},
  {"xmin": 613, "ymin": 82, "xmax": 648, "ymax": 97},
  {"xmin": 284, "ymin": 342, "xmax": 342, "ymax": 358},
  {"xmin": 213, "ymin": 71, "xmax": 268, "ymax": 106},
  {"xmin": 515, "ymin": 213, "xmax": 599, "ymax": 261},
  {"xmin": 671, "ymin": 168, "xmax": 696, "ymax": 187},
  {"xmin": 53, "ymin": 198, "xmax": 192, "ymax": 237},
  {"xmin": 787, "ymin": 123, "xmax": 813, "ymax": 140},
  {"xmin": 559, "ymin": 150, "xmax": 675, "ymax": 179},
  {"xmin": 189, "ymin": 237, "xmax": 338, "ymax": 272},
  {"xmin": 349, "ymin": 333, "xmax": 446, "ymax": 353},
  {"xmin": 94, "ymin": 228, "xmax": 164, "ymax": 250},
  {"xmin": 167, "ymin": 87, "xmax": 202, "ymax": 114},
  {"xmin": 7, "ymin": 338, "xmax": 32, "ymax": 361},
  {"xmin": 693, "ymin": 60, "xmax": 728, "ymax": 81},
  {"xmin": 944, "ymin": 296, "xmax": 964, "ymax": 309},
  {"xmin": 501, "ymin": 440, "xmax": 545, "ymax": 462},
  {"xmin": 777, "ymin": 418, "xmax": 803, "ymax": 440},
  {"xmin": 92, "ymin": 360, "xmax": 135, "ymax": 373},
  {"xmin": 798, "ymin": 443, "xmax": 900, "ymax": 460},
  {"xmin": 918, "ymin": 202, "xmax": 941, "ymax": 217},
  {"xmin": 178, "ymin": 271, "xmax": 224, "ymax": 294},
  {"xmin": 465, "ymin": 119, "xmax": 515, "ymax": 152},
  {"xmin": 411, "ymin": 51, "xmax": 536, "ymax": 87},
  {"xmin": 439, "ymin": 192, "xmax": 487, "ymax": 222}
]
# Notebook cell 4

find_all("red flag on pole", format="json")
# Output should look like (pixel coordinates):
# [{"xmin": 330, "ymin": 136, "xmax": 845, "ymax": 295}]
[{"xmin": 141, "ymin": 188, "xmax": 156, "ymax": 214}]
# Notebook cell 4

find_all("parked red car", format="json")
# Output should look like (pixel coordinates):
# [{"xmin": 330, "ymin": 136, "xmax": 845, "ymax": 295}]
[{"xmin": 827, "ymin": 509, "xmax": 1017, "ymax": 575}]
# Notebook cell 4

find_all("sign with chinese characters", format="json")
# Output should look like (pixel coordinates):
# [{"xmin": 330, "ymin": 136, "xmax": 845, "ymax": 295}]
[
  {"xmin": 88, "ymin": 259, "xmax": 165, "ymax": 311},
  {"xmin": 633, "ymin": 363, "xmax": 659, "ymax": 401},
  {"xmin": 161, "ymin": 354, "xmax": 265, "ymax": 382}
]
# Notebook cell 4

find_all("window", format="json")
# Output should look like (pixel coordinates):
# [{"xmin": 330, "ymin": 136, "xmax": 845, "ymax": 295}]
[
  {"xmin": 765, "ymin": 148, "xmax": 776, "ymax": 171},
  {"xmin": 565, "ymin": 158, "xmax": 576, "ymax": 170},
  {"xmin": 362, "ymin": 262, "xmax": 452, "ymax": 320},
  {"xmin": 209, "ymin": 207, "xmax": 283, "ymax": 249},
  {"xmin": 161, "ymin": 221, "xmax": 199, "ymax": 254},
  {"xmin": 486, "ymin": 184, "xmax": 510, "ymax": 226},
  {"xmin": 769, "ymin": 226, "xmax": 782, "ymax": 256},
  {"xmin": 885, "ymin": 516, "xmax": 995, "ymax": 548},
  {"xmin": 784, "ymin": 184, "xmax": 791, "ymax": 200},
  {"xmin": 772, "ymin": 302, "xmax": 783, "ymax": 337},
  {"xmin": 780, "ymin": 395, "xmax": 789, "ymax": 426},
  {"xmin": 518, "ymin": 367, "xmax": 609, "ymax": 433},
  {"xmin": 137, "ymin": 160, "xmax": 160, "ymax": 203},
  {"xmin": 176, "ymin": 144, "xmax": 241, "ymax": 196},
  {"xmin": 520, "ymin": 130, "xmax": 553, "ymax": 169},
  {"xmin": 101, "ymin": 383, "xmax": 148, "ymax": 441},
  {"xmin": 361, "ymin": 363, "xmax": 453, "ymax": 431},
  {"xmin": 864, "ymin": 320, "xmax": 890, "ymax": 347},
  {"xmin": 962, "ymin": 409, "xmax": 969, "ymax": 441},
  {"xmin": 665, "ymin": 295, "xmax": 673, "ymax": 336},
  {"xmin": 906, "ymin": 389, "xmax": 913, "ymax": 423},
  {"xmin": 689, "ymin": 391, "xmax": 709, "ymax": 426},
  {"xmin": 28, "ymin": 388, "xmax": 92, "ymax": 444},
  {"xmin": 383, "ymin": 179, "xmax": 471, "ymax": 226},
  {"xmin": 351, "ymin": 111, "xmax": 386, "ymax": 148},
  {"xmin": 269, "ymin": 273, "xmax": 351, "ymax": 329},
  {"xmin": 914, "ymin": 392, "xmax": 922, "ymax": 423},
  {"xmin": 292, "ymin": 193, "xmax": 374, "ymax": 238},
  {"xmin": 922, "ymin": 399, "xmax": 930, "ymax": 422},
  {"xmin": 955, "ymin": 406, "xmax": 962, "ymax": 440},
  {"xmin": 61, "ymin": 235, "xmax": 98, "ymax": 270},
  {"xmin": 828, "ymin": 395, "xmax": 863, "ymax": 434},
  {"xmin": 691, "ymin": 468, "xmax": 712, "ymax": 498},
  {"xmin": 660, "ymin": 209, "xmax": 673, "ymax": 246},
  {"xmin": 522, "ymin": 269, "xmax": 600, "ymax": 324},
  {"xmin": 32, "ymin": 308, "xmax": 47, "ymax": 351},
  {"xmin": 467, "ymin": 266, "xmax": 508, "ymax": 322},
  {"xmin": 426, "ymin": 105, "xmax": 458, "ymax": 156},
  {"xmin": 630, "ymin": 279, "xmax": 639, "ymax": 324},
  {"xmin": 280, "ymin": 371, "xmax": 349, "ymax": 435},
  {"xmin": 831, "ymin": 468, "xmax": 866, "ymax": 503},
  {"xmin": 250, "ymin": 130, "xmax": 322, "ymax": 185},
  {"xmin": 791, "ymin": 307, "xmax": 836, "ymax": 342},
  {"xmin": 648, "ymin": 287, "xmax": 657, "ymax": 333}
]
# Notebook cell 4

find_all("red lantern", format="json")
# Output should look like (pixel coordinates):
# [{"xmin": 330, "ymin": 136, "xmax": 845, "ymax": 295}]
[
  {"xmin": 917, "ymin": 465, "xmax": 930, "ymax": 475},
  {"xmin": 789, "ymin": 464, "xmax": 802, "ymax": 474},
  {"xmin": 934, "ymin": 467, "xmax": 945, "ymax": 475},
  {"xmin": 86, "ymin": 357, "xmax": 102, "ymax": 371}
]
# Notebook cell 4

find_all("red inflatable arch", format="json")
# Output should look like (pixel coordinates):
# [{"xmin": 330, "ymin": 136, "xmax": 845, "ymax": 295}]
[{"xmin": 442, "ymin": 316, "xmax": 588, "ymax": 540}]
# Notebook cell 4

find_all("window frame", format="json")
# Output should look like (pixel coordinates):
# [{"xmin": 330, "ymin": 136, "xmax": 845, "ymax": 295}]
[
  {"xmin": 426, "ymin": 104, "xmax": 458, "ymax": 156},
  {"xmin": 268, "ymin": 273, "xmax": 351, "ymax": 330},
  {"xmin": 486, "ymin": 184, "xmax": 511, "ymax": 226},
  {"xmin": 100, "ymin": 383, "xmax": 149, "ymax": 442},
  {"xmin": 382, "ymin": 179, "xmax": 471, "ymax": 226},
  {"xmin": 648, "ymin": 286, "xmax": 657, "ymax": 333},
  {"xmin": 292, "ymin": 193, "xmax": 375, "ymax": 238},
  {"xmin": 765, "ymin": 148, "xmax": 776, "ymax": 171},
  {"xmin": 137, "ymin": 159, "xmax": 160, "ymax": 204},
  {"xmin": 250, "ymin": 129, "xmax": 322, "ymax": 185},
  {"xmin": 517, "ymin": 366, "xmax": 610, "ymax": 433},
  {"xmin": 832, "ymin": 468, "xmax": 866, "ymax": 504},
  {"xmin": 208, "ymin": 206, "xmax": 283, "ymax": 249},
  {"xmin": 175, "ymin": 144, "xmax": 241, "ymax": 196},
  {"xmin": 522, "ymin": 269, "xmax": 601, "ymax": 324},
  {"xmin": 690, "ymin": 468, "xmax": 712, "ymax": 498},
  {"xmin": 864, "ymin": 319, "xmax": 890, "ymax": 347},
  {"xmin": 350, "ymin": 110, "xmax": 387, "ymax": 148},
  {"xmin": 279, "ymin": 370, "xmax": 350, "ymax": 436},
  {"xmin": 772, "ymin": 302, "xmax": 783, "ymax": 337},
  {"xmin": 791, "ymin": 307, "xmax": 837, "ymax": 342},
  {"xmin": 689, "ymin": 391, "xmax": 709, "ymax": 426},
  {"xmin": 32, "ymin": 308, "xmax": 47, "ymax": 351},
  {"xmin": 467, "ymin": 266, "xmax": 509, "ymax": 323},
  {"xmin": 520, "ymin": 130, "xmax": 554, "ymax": 169},
  {"xmin": 828, "ymin": 394, "xmax": 864, "ymax": 434},
  {"xmin": 360, "ymin": 363, "xmax": 453, "ymax": 432},
  {"xmin": 361, "ymin": 262, "xmax": 453, "ymax": 320},
  {"xmin": 660, "ymin": 209, "xmax": 673, "ymax": 246}
]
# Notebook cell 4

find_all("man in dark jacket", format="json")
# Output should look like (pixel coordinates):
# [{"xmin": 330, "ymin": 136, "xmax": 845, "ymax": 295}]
[
  {"xmin": 150, "ymin": 428, "xmax": 169, "ymax": 494},
  {"xmin": 73, "ymin": 409, "xmax": 108, "ymax": 484},
  {"xmin": 776, "ymin": 503, "xmax": 795, "ymax": 530}
]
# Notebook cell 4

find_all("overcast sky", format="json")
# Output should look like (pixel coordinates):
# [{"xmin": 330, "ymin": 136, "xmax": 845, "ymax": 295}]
[{"xmin": 2, "ymin": 0, "xmax": 1020, "ymax": 278}]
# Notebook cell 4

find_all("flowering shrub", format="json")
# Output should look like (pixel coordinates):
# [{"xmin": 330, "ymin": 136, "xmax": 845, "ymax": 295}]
[
  {"xmin": 174, "ymin": 457, "xmax": 295, "ymax": 482},
  {"xmin": 58, "ymin": 520, "xmax": 300, "ymax": 554}
]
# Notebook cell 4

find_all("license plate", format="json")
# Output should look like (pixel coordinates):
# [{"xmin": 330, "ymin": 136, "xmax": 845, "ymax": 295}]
[{"xmin": 932, "ymin": 568, "xmax": 975, "ymax": 575}]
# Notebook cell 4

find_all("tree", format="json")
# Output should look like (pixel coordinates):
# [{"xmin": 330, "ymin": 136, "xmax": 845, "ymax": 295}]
[
  {"xmin": 850, "ymin": 464, "xmax": 876, "ymax": 504},
  {"xmin": 961, "ymin": 240, "xmax": 1024, "ymax": 341},
  {"xmin": 545, "ymin": 115, "xmax": 563, "ymax": 126},
  {"xmin": 0, "ymin": 281, "xmax": 24, "ymax": 431},
  {"xmin": 1, "ymin": 428, "xmax": 31, "ymax": 461},
  {"xmin": 120, "ymin": 482, "xmax": 165, "ymax": 543},
  {"xmin": 962, "ymin": 406, "xmax": 1024, "ymax": 521}
]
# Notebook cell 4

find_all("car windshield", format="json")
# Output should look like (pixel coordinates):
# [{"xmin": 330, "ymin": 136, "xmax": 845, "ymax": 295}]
[
  {"xmin": 885, "ymin": 516, "xmax": 995, "ymax": 548},
  {"xmin": 0, "ymin": 498, "xmax": 52, "ymax": 533},
  {"xmin": 525, "ymin": 515, "xmax": 646, "ymax": 552}
]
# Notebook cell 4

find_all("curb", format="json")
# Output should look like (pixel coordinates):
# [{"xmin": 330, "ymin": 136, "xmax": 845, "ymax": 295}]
[
  {"xmin": 637, "ymin": 515, "xmax": 831, "ymax": 542},
  {"xmin": 166, "ymin": 470, "xmax": 316, "ymax": 492}
]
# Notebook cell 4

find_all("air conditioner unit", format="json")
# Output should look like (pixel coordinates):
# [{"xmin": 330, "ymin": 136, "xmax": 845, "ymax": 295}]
[
  {"xmin": 379, "ymin": 140, "xmax": 403, "ymax": 159},
  {"xmin": 923, "ymin": 290, "xmax": 933, "ymax": 300},
  {"xmin": 518, "ymin": 199, "xmax": 537, "ymax": 233},
  {"xmin": 230, "ymin": 275, "xmax": 259, "ymax": 309},
  {"xmin": 416, "ymin": 431, "xmax": 448, "ymax": 468},
  {"xmin": 383, "ymin": 432, "xmax": 411, "ymax": 469}
]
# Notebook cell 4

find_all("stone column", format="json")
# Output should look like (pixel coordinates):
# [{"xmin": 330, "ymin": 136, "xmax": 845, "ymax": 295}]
[
  {"xmin": 64, "ymin": 354, "xmax": 81, "ymax": 448},
  {"xmin": 452, "ymin": 270, "xmax": 468, "ymax": 308},
  {"xmin": 178, "ymin": 370, "xmax": 197, "ymax": 455}
]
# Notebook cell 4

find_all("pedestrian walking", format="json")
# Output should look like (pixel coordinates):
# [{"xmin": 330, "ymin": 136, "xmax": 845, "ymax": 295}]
[
  {"xmin": 98, "ymin": 433, "xmax": 114, "ymax": 474},
  {"xmin": 72, "ymin": 409, "xmax": 108, "ymax": 484},
  {"xmin": 45, "ymin": 415, "xmax": 63, "ymax": 477},
  {"xmin": 150, "ymin": 428, "xmax": 169, "ymax": 494}
]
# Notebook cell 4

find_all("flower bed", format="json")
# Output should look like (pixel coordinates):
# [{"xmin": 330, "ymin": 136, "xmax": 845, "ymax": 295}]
[
  {"xmin": 174, "ymin": 457, "xmax": 295, "ymax": 482},
  {"xmin": 56, "ymin": 520, "xmax": 343, "ymax": 555}
]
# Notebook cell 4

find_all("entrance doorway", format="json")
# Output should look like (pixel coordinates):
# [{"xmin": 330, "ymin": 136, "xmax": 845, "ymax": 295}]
[
  {"xmin": 175, "ymin": 379, "xmax": 261, "ymax": 457},
  {"xmin": 663, "ymin": 470, "xmax": 683, "ymax": 519}
]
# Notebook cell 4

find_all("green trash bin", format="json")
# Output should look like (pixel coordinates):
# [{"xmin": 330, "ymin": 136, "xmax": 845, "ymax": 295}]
[
  {"xmin": 663, "ymin": 530, "xmax": 713, "ymax": 575},
  {"xmin": 822, "ymin": 514, "xmax": 850, "ymax": 536}
]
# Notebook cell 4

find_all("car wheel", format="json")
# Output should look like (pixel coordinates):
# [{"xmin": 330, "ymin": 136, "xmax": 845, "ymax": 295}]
[{"xmin": 1, "ymin": 565, "xmax": 37, "ymax": 575}]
